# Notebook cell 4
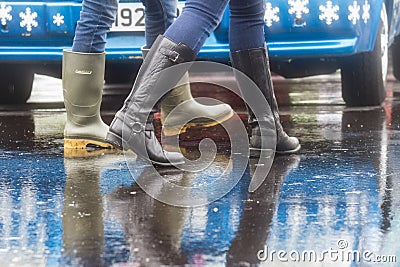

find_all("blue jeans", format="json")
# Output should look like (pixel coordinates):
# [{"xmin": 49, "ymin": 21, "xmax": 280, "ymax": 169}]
[
  {"xmin": 72, "ymin": 0, "xmax": 265, "ymax": 53},
  {"xmin": 72, "ymin": 0, "xmax": 177, "ymax": 52},
  {"xmin": 141, "ymin": 0, "xmax": 178, "ymax": 48},
  {"xmin": 164, "ymin": 0, "xmax": 265, "ymax": 53},
  {"xmin": 72, "ymin": 0, "xmax": 118, "ymax": 53}
]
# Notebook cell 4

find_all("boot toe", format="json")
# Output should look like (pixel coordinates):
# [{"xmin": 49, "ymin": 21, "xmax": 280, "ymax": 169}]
[
  {"xmin": 215, "ymin": 104, "xmax": 234, "ymax": 120},
  {"xmin": 276, "ymin": 136, "xmax": 301, "ymax": 155},
  {"xmin": 212, "ymin": 103, "xmax": 233, "ymax": 116},
  {"xmin": 195, "ymin": 102, "xmax": 233, "ymax": 124}
]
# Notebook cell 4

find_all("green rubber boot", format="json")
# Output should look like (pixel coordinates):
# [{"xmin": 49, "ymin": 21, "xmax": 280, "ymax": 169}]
[
  {"xmin": 62, "ymin": 50, "xmax": 113, "ymax": 150},
  {"xmin": 141, "ymin": 46, "xmax": 234, "ymax": 136}
]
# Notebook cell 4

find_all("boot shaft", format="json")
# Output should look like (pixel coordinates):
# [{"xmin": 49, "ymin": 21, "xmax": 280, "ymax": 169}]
[
  {"xmin": 62, "ymin": 51, "xmax": 105, "ymax": 107},
  {"xmin": 141, "ymin": 45, "xmax": 193, "ymax": 118},
  {"xmin": 62, "ymin": 50, "xmax": 110, "ymax": 146},
  {"xmin": 62, "ymin": 51, "xmax": 105, "ymax": 123},
  {"xmin": 230, "ymin": 47, "xmax": 280, "ymax": 125},
  {"xmin": 230, "ymin": 47, "xmax": 300, "ymax": 154},
  {"xmin": 119, "ymin": 35, "xmax": 196, "ymax": 124}
]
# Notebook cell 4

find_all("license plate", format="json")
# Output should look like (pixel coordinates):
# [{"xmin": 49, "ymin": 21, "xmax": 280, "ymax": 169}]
[{"xmin": 111, "ymin": 2, "xmax": 184, "ymax": 32}]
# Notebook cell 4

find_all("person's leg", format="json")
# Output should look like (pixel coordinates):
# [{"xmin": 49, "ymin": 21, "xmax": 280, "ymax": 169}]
[
  {"xmin": 63, "ymin": 0, "xmax": 118, "ymax": 150},
  {"xmin": 63, "ymin": 51, "xmax": 114, "ymax": 150},
  {"xmin": 140, "ymin": 46, "xmax": 233, "ymax": 136},
  {"xmin": 163, "ymin": 0, "xmax": 228, "ymax": 53},
  {"xmin": 228, "ymin": 0, "xmax": 265, "ymax": 52},
  {"xmin": 72, "ymin": 0, "xmax": 118, "ymax": 53},
  {"xmin": 229, "ymin": 0, "xmax": 300, "ymax": 155},
  {"xmin": 107, "ymin": 0, "xmax": 231, "ymax": 165},
  {"xmin": 142, "ymin": 0, "xmax": 177, "ymax": 48},
  {"xmin": 106, "ymin": 35, "xmax": 195, "ymax": 166},
  {"xmin": 142, "ymin": 0, "xmax": 233, "ymax": 136}
]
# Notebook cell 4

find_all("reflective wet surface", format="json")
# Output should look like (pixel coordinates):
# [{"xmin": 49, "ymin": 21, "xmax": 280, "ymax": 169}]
[{"xmin": 0, "ymin": 71, "xmax": 400, "ymax": 266}]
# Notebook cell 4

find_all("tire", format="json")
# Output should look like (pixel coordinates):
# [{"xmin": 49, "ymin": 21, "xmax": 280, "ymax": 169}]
[
  {"xmin": 392, "ymin": 35, "xmax": 400, "ymax": 81},
  {"xmin": 0, "ymin": 65, "xmax": 34, "ymax": 104},
  {"xmin": 340, "ymin": 3, "xmax": 388, "ymax": 107}
]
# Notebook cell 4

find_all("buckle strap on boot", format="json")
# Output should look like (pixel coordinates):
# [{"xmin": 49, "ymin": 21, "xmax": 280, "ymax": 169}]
[
  {"xmin": 159, "ymin": 38, "xmax": 196, "ymax": 64},
  {"xmin": 114, "ymin": 111, "xmax": 147, "ymax": 133},
  {"xmin": 128, "ymin": 121, "xmax": 146, "ymax": 133}
]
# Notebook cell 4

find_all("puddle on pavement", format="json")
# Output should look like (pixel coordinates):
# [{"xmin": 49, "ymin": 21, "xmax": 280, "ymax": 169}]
[{"xmin": 0, "ymin": 76, "xmax": 399, "ymax": 266}]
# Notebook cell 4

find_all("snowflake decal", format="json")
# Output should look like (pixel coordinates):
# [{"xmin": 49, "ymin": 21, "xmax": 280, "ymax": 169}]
[
  {"xmin": 20, "ymin": 7, "xmax": 38, "ymax": 32},
  {"xmin": 348, "ymin": 1, "xmax": 360, "ymax": 25},
  {"xmin": 53, "ymin": 13, "xmax": 64, "ymax": 26},
  {"xmin": 0, "ymin": 2, "xmax": 12, "ymax": 26},
  {"xmin": 264, "ymin": 2, "xmax": 280, "ymax": 27},
  {"xmin": 362, "ymin": 0, "xmax": 370, "ymax": 23},
  {"xmin": 319, "ymin": 1, "xmax": 339, "ymax": 25},
  {"xmin": 288, "ymin": 0, "xmax": 309, "ymax": 19}
]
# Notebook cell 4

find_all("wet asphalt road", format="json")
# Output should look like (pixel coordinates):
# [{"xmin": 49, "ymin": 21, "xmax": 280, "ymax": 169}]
[{"xmin": 0, "ymin": 70, "xmax": 400, "ymax": 267}]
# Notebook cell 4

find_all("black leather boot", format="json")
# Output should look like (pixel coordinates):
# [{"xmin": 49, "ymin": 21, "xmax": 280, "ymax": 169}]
[
  {"xmin": 230, "ymin": 47, "xmax": 300, "ymax": 155},
  {"xmin": 106, "ymin": 35, "xmax": 196, "ymax": 166}
]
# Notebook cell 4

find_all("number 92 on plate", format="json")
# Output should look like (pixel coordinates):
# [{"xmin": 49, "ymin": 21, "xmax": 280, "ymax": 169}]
[
  {"xmin": 111, "ymin": 3, "xmax": 146, "ymax": 32},
  {"xmin": 111, "ymin": 2, "xmax": 184, "ymax": 32}
]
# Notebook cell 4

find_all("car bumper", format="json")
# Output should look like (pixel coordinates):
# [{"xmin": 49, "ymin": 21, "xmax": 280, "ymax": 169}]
[{"xmin": 0, "ymin": 0, "xmax": 383, "ymax": 62}]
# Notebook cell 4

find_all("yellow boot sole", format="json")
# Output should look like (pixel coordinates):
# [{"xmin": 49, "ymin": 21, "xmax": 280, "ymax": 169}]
[
  {"xmin": 64, "ymin": 138, "xmax": 114, "ymax": 149},
  {"xmin": 64, "ymin": 139, "xmax": 121, "ymax": 158}
]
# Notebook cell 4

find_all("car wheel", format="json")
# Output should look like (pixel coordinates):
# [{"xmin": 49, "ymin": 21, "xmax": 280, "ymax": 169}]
[
  {"xmin": 340, "ymin": 3, "xmax": 388, "ymax": 107},
  {"xmin": 0, "ymin": 65, "xmax": 34, "ymax": 104},
  {"xmin": 391, "ymin": 35, "xmax": 400, "ymax": 81}
]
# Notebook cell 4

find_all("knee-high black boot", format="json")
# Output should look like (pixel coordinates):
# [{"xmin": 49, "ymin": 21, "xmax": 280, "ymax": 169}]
[
  {"xmin": 230, "ymin": 47, "xmax": 300, "ymax": 155},
  {"xmin": 106, "ymin": 35, "xmax": 196, "ymax": 166}
]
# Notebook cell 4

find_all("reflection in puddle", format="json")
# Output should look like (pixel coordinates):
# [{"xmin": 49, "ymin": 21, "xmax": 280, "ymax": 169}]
[{"xmin": 0, "ymin": 74, "xmax": 400, "ymax": 266}]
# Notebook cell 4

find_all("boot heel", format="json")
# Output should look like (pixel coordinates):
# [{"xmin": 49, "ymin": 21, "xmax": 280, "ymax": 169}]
[
  {"xmin": 64, "ymin": 138, "xmax": 114, "ymax": 150},
  {"xmin": 105, "ymin": 132, "xmax": 125, "ymax": 150}
]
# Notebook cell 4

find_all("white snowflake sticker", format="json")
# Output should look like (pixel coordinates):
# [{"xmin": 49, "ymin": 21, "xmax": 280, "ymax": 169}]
[
  {"xmin": 362, "ymin": 0, "xmax": 370, "ymax": 23},
  {"xmin": 288, "ymin": 0, "xmax": 309, "ymax": 19},
  {"xmin": 20, "ymin": 7, "xmax": 38, "ymax": 32},
  {"xmin": 0, "ymin": 2, "xmax": 12, "ymax": 26},
  {"xmin": 319, "ymin": 1, "xmax": 339, "ymax": 25},
  {"xmin": 348, "ymin": 1, "xmax": 360, "ymax": 25},
  {"xmin": 264, "ymin": 2, "xmax": 280, "ymax": 27},
  {"xmin": 53, "ymin": 13, "xmax": 64, "ymax": 26}
]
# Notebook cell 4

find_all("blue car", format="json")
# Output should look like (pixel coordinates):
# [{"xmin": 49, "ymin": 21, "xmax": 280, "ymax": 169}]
[{"xmin": 0, "ymin": 0, "xmax": 399, "ymax": 106}]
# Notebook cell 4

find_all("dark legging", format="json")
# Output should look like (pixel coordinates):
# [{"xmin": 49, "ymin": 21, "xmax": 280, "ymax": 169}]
[{"xmin": 163, "ymin": 0, "xmax": 266, "ymax": 53}]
